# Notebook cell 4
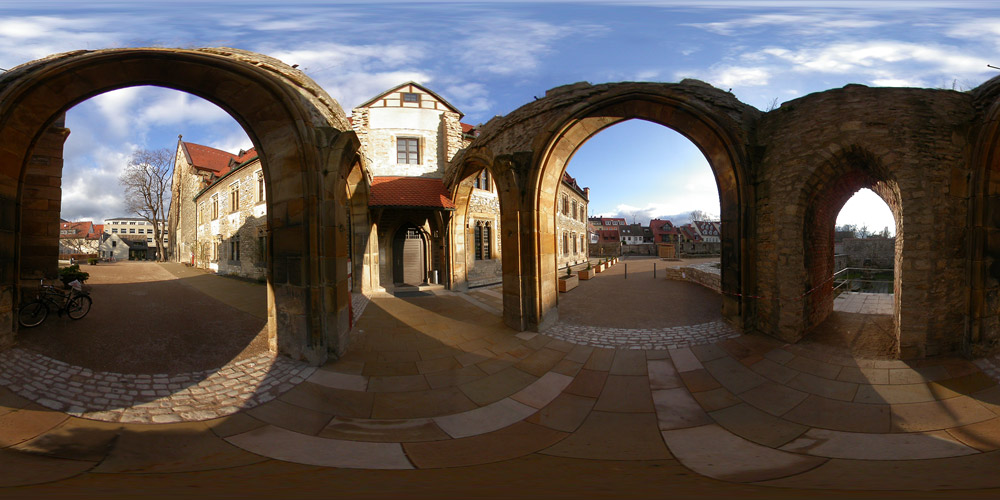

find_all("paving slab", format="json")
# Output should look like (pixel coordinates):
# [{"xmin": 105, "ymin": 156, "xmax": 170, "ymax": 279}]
[
  {"xmin": 782, "ymin": 427, "xmax": 978, "ymax": 460},
  {"xmin": 708, "ymin": 403, "xmax": 808, "ymax": 447},
  {"xmin": 11, "ymin": 417, "xmax": 121, "ymax": 462},
  {"xmin": 564, "ymin": 369, "xmax": 608, "ymax": 398},
  {"xmin": 652, "ymin": 387, "xmax": 712, "ymax": 430},
  {"xmin": 758, "ymin": 453, "xmax": 1000, "ymax": 490},
  {"xmin": 668, "ymin": 348, "xmax": 703, "ymax": 372},
  {"xmin": 525, "ymin": 393, "xmax": 596, "ymax": 433},
  {"xmin": 0, "ymin": 406, "xmax": 69, "ymax": 447},
  {"xmin": 371, "ymin": 386, "xmax": 478, "ymax": 419},
  {"xmin": 227, "ymin": 425, "xmax": 413, "ymax": 469},
  {"xmin": 890, "ymin": 396, "xmax": 996, "ymax": 432},
  {"xmin": 433, "ymin": 398, "xmax": 536, "ymax": 438},
  {"xmin": 540, "ymin": 411, "xmax": 671, "ymax": 461},
  {"xmin": 738, "ymin": 381, "xmax": 810, "ymax": 417},
  {"xmin": 783, "ymin": 395, "xmax": 891, "ymax": 433},
  {"xmin": 458, "ymin": 367, "xmax": 537, "ymax": 406},
  {"xmin": 307, "ymin": 370, "xmax": 368, "ymax": 391},
  {"xmin": 785, "ymin": 372, "xmax": 858, "ymax": 402},
  {"xmin": 594, "ymin": 375, "xmax": 654, "ymax": 413},
  {"xmin": 647, "ymin": 359, "xmax": 683, "ymax": 390},
  {"xmin": 511, "ymin": 372, "xmax": 574, "ymax": 409},
  {"xmin": 97, "ymin": 421, "xmax": 266, "ymax": 473},
  {"xmin": 319, "ymin": 416, "xmax": 450, "ymax": 442},
  {"xmin": 691, "ymin": 387, "xmax": 741, "ymax": 412},
  {"xmin": 0, "ymin": 448, "xmax": 96, "ymax": 487},
  {"xmin": 702, "ymin": 356, "xmax": 767, "ymax": 395},
  {"xmin": 661, "ymin": 424, "xmax": 826, "ymax": 483},
  {"xmin": 946, "ymin": 417, "xmax": 1000, "ymax": 452},
  {"xmin": 405, "ymin": 421, "xmax": 567, "ymax": 469}
]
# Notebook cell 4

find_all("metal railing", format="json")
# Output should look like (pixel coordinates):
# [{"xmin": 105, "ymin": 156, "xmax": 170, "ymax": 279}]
[{"xmin": 833, "ymin": 267, "xmax": 894, "ymax": 296}]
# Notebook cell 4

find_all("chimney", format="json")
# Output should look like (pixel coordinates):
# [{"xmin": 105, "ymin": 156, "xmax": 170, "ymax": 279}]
[{"xmin": 583, "ymin": 187, "xmax": 590, "ymax": 200}]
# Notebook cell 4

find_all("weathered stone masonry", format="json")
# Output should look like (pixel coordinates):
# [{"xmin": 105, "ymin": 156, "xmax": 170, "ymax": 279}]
[{"xmin": 7, "ymin": 47, "xmax": 1000, "ymax": 363}]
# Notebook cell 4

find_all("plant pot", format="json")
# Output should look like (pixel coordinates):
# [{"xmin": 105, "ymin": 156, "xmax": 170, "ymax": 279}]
[
  {"xmin": 558, "ymin": 274, "xmax": 579, "ymax": 292},
  {"xmin": 579, "ymin": 269, "xmax": 593, "ymax": 280}
]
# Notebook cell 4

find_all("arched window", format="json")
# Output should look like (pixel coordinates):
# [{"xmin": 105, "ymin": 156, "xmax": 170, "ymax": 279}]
[
  {"xmin": 474, "ymin": 169, "xmax": 491, "ymax": 191},
  {"xmin": 474, "ymin": 221, "xmax": 492, "ymax": 260}
]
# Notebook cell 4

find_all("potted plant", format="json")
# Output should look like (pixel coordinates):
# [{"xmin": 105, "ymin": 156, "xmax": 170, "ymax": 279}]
[
  {"xmin": 579, "ymin": 261, "xmax": 594, "ymax": 280},
  {"xmin": 558, "ymin": 266, "xmax": 578, "ymax": 292},
  {"xmin": 58, "ymin": 264, "xmax": 90, "ymax": 287}
]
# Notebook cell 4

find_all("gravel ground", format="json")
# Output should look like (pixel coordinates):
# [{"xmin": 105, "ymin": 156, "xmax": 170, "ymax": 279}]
[{"xmin": 16, "ymin": 261, "xmax": 268, "ymax": 374}]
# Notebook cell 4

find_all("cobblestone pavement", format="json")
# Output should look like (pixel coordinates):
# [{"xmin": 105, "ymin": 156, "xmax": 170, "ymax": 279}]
[
  {"xmin": 545, "ymin": 319, "xmax": 740, "ymax": 349},
  {"xmin": 352, "ymin": 292, "xmax": 370, "ymax": 326},
  {"xmin": 0, "ymin": 347, "xmax": 315, "ymax": 423}
]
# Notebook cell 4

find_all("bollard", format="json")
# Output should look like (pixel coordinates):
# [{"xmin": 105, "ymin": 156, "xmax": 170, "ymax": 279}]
[
  {"xmin": 653, "ymin": 263, "xmax": 656, "ymax": 278},
  {"xmin": 625, "ymin": 263, "xmax": 627, "ymax": 279}
]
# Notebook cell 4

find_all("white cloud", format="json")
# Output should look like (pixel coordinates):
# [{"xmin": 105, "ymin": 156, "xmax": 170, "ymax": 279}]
[
  {"xmin": 686, "ymin": 13, "xmax": 888, "ymax": 36},
  {"xmin": 60, "ymin": 144, "xmax": 134, "ymax": 222},
  {"xmin": 760, "ymin": 41, "xmax": 989, "ymax": 77},
  {"xmin": 945, "ymin": 18, "xmax": 1000, "ymax": 39},
  {"xmin": 208, "ymin": 131, "xmax": 255, "ymax": 155},
  {"xmin": 140, "ymin": 92, "xmax": 232, "ymax": 126},
  {"xmin": 456, "ymin": 18, "xmax": 605, "ymax": 75},
  {"xmin": 443, "ymin": 82, "xmax": 492, "ymax": 115},
  {"xmin": 0, "ymin": 15, "xmax": 121, "ymax": 71}
]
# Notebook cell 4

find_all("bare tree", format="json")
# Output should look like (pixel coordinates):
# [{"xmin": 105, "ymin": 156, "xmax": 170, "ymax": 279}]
[{"xmin": 119, "ymin": 148, "xmax": 172, "ymax": 261}]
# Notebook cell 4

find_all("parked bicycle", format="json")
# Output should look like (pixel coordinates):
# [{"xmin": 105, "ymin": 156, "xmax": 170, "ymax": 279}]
[{"xmin": 17, "ymin": 279, "xmax": 91, "ymax": 328}]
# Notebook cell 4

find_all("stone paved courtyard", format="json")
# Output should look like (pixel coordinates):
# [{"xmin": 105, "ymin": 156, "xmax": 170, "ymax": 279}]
[{"xmin": 4, "ymin": 260, "xmax": 1000, "ymax": 495}]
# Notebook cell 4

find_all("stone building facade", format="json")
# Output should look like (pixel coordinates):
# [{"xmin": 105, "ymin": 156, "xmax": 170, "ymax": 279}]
[
  {"xmin": 352, "ymin": 82, "xmax": 477, "ymax": 290},
  {"xmin": 192, "ymin": 156, "xmax": 267, "ymax": 278},
  {"xmin": 556, "ymin": 173, "xmax": 589, "ymax": 270},
  {"xmin": 464, "ymin": 169, "xmax": 502, "ymax": 287}
]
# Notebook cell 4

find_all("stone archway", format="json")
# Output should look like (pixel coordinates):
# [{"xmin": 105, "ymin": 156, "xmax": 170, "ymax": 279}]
[
  {"xmin": 799, "ymin": 146, "xmax": 903, "ymax": 355},
  {"xmin": 0, "ymin": 48, "xmax": 358, "ymax": 364},
  {"xmin": 515, "ymin": 84, "xmax": 754, "ymax": 332}
]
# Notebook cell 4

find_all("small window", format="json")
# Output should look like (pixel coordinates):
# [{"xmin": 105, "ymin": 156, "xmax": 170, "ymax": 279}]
[
  {"xmin": 231, "ymin": 234, "xmax": 240, "ymax": 261},
  {"xmin": 230, "ymin": 182, "xmax": 240, "ymax": 213},
  {"xmin": 397, "ymin": 137, "xmax": 419, "ymax": 164},
  {"xmin": 402, "ymin": 92, "xmax": 420, "ymax": 103},
  {"xmin": 256, "ymin": 170, "xmax": 265, "ymax": 204},
  {"xmin": 211, "ymin": 194, "xmax": 219, "ymax": 220},
  {"xmin": 111, "ymin": 228, "xmax": 117, "ymax": 234},
  {"xmin": 130, "ymin": 228, "xmax": 135, "ymax": 234},
  {"xmin": 112, "ymin": 240, "xmax": 117, "ymax": 248}
]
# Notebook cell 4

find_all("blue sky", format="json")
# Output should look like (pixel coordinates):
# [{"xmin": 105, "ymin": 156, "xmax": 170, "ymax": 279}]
[{"xmin": 5, "ymin": 1, "xmax": 1000, "ymax": 234}]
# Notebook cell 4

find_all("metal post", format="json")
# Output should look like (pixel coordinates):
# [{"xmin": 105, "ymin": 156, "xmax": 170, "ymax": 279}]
[
  {"xmin": 653, "ymin": 263, "xmax": 656, "ymax": 278},
  {"xmin": 625, "ymin": 263, "xmax": 627, "ymax": 279}
]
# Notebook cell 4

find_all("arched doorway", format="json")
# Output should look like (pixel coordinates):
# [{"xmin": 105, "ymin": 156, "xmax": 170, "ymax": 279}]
[
  {"xmin": 0, "ymin": 48, "xmax": 358, "ymax": 364},
  {"xmin": 800, "ymin": 146, "xmax": 903, "ymax": 356},
  {"xmin": 393, "ymin": 224, "xmax": 427, "ymax": 286},
  {"xmin": 519, "ymin": 86, "xmax": 753, "ymax": 332}
]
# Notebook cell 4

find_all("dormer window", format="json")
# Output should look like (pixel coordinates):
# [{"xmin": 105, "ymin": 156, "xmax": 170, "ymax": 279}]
[{"xmin": 402, "ymin": 92, "xmax": 420, "ymax": 103}]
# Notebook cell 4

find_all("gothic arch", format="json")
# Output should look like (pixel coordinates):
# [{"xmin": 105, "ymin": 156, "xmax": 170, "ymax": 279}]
[
  {"xmin": 0, "ymin": 48, "xmax": 357, "ymax": 364},
  {"xmin": 523, "ymin": 86, "xmax": 754, "ymax": 330},
  {"xmin": 797, "ymin": 146, "xmax": 903, "ymax": 354}
]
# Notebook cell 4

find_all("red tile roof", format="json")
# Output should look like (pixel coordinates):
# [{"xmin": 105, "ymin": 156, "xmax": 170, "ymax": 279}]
[
  {"xmin": 59, "ymin": 221, "xmax": 94, "ymax": 239},
  {"xmin": 184, "ymin": 142, "xmax": 238, "ymax": 174},
  {"xmin": 369, "ymin": 177, "xmax": 456, "ymax": 210},
  {"xmin": 461, "ymin": 123, "xmax": 476, "ymax": 134}
]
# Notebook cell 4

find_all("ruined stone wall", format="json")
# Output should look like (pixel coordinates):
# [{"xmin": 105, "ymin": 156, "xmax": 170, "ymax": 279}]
[
  {"xmin": 754, "ymin": 85, "xmax": 973, "ymax": 357},
  {"xmin": 838, "ymin": 237, "xmax": 896, "ymax": 269}
]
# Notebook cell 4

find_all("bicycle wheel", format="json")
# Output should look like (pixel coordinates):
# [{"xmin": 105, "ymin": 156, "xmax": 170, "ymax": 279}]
[
  {"xmin": 66, "ymin": 295, "xmax": 91, "ymax": 320},
  {"xmin": 18, "ymin": 301, "xmax": 47, "ymax": 328}
]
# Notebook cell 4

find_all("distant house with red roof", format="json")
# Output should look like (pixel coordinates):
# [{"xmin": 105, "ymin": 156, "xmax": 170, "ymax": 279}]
[{"xmin": 58, "ymin": 220, "xmax": 101, "ymax": 257}]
